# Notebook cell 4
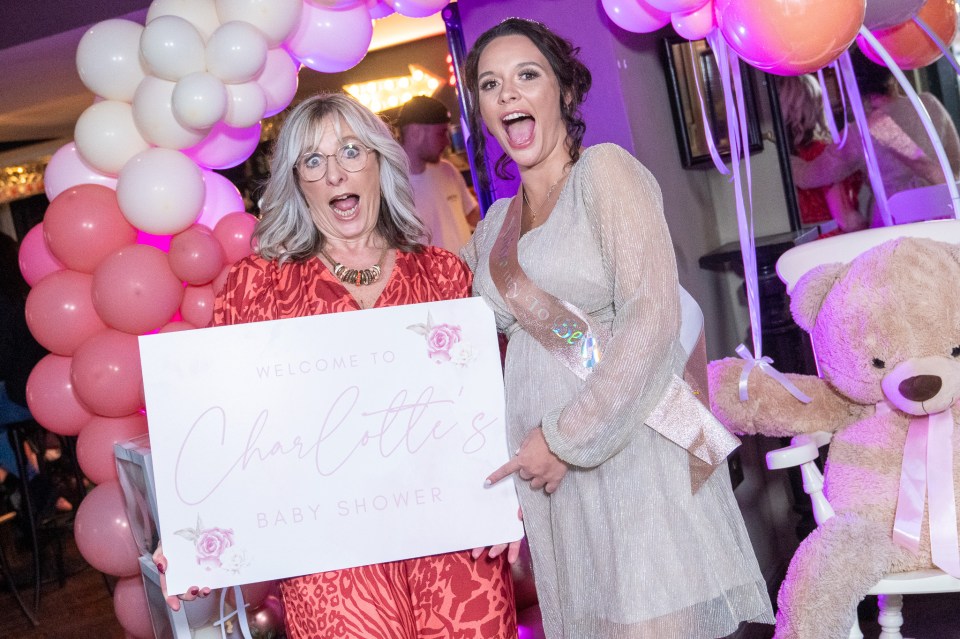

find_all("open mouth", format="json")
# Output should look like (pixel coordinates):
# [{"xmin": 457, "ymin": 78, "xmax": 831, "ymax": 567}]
[
  {"xmin": 501, "ymin": 111, "xmax": 535, "ymax": 148},
  {"xmin": 329, "ymin": 193, "xmax": 360, "ymax": 219}
]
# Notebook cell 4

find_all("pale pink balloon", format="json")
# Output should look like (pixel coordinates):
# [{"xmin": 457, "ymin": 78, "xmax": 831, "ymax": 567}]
[
  {"xmin": 71, "ymin": 329, "xmax": 144, "ymax": 418},
  {"xmin": 77, "ymin": 413, "xmax": 148, "ymax": 484},
  {"xmin": 180, "ymin": 284, "xmax": 215, "ymax": 327},
  {"xmin": 367, "ymin": 0, "xmax": 394, "ymax": 18},
  {"xmin": 18, "ymin": 223, "xmax": 65, "ymax": 286},
  {"xmin": 169, "ymin": 225, "xmax": 225, "ymax": 285},
  {"xmin": 114, "ymin": 575, "xmax": 155, "ymax": 639},
  {"xmin": 44, "ymin": 142, "xmax": 118, "ymax": 201},
  {"xmin": 92, "ymin": 245, "xmax": 185, "ymax": 335},
  {"xmin": 213, "ymin": 212, "xmax": 257, "ymax": 264},
  {"xmin": 183, "ymin": 121, "xmax": 262, "ymax": 170},
  {"xmin": 212, "ymin": 262, "xmax": 233, "ymax": 297},
  {"xmin": 74, "ymin": 481, "xmax": 142, "ymax": 577},
  {"xmin": 672, "ymin": 0, "xmax": 717, "ymax": 40},
  {"xmin": 43, "ymin": 184, "xmax": 138, "ymax": 273},
  {"xmin": 197, "ymin": 169, "xmax": 246, "ymax": 230},
  {"xmin": 25, "ymin": 354, "xmax": 93, "ymax": 436},
  {"xmin": 384, "ymin": 0, "xmax": 445, "ymax": 18},
  {"xmin": 646, "ymin": 0, "xmax": 709, "ymax": 12},
  {"xmin": 25, "ymin": 270, "xmax": 106, "ymax": 356},
  {"xmin": 286, "ymin": 3, "xmax": 373, "ymax": 73},
  {"xmin": 256, "ymin": 48, "xmax": 300, "ymax": 118},
  {"xmin": 601, "ymin": 0, "xmax": 670, "ymax": 32},
  {"xmin": 158, "ymin": 320, "xmax": 197, "ymax": 333}
]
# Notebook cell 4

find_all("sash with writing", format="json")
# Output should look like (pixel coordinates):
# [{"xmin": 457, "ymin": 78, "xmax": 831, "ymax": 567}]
[{"xmin": 489, "ymin": 193, "xmax": 739, "ymax": 492}]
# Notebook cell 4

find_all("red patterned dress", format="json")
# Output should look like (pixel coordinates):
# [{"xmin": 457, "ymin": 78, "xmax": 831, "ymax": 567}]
[{"xmin": 212, "ymin": 246, "xmax": 517, "ymax": 639}]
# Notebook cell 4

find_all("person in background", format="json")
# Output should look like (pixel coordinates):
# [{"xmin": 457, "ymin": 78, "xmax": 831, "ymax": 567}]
[
  {"xmin": 778, "ymin": 74, "xmax": 867, "ymax": 235},
  {"xmin": 155, "ymin": 92, "xmax": 517, "ymax": 639},
  {"xmin": 461, "ymin": 18, "xmax": 773, "ymax": 639},
  {"xmin": 396, "ymin": 95, "xmax": 480, "ymax": 253}
]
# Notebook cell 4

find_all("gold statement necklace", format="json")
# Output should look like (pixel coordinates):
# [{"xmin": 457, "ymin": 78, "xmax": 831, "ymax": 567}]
[{"xmin": 320, "ymin": 247, "xmax": 388, "ymax": 286}]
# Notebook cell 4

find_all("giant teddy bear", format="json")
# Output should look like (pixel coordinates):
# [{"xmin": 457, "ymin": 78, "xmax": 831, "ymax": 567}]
[{"xmin": 709, "ymin": 236, "xmax": 960, "ymax": 639}]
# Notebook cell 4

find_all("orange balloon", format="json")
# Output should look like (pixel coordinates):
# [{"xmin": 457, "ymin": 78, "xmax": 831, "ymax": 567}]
[
  {"xmin": 716, "ymin": 0, "xmax": 866, "ymax": 75},
  {"xmin": 859, "ymin": 0, "xmax": 959, "ymax": 70}
]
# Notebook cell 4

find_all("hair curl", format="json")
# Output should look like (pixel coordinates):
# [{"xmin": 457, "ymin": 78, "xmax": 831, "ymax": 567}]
[{"xmin": 462, "ymin": 18, "xmax": 592, "ymax": 189}]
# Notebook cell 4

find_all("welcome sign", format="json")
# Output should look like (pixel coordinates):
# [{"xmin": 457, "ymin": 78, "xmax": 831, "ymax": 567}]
[{"xmin": 140, "ymin": 297, "xmax": 522, "ymax": 595}]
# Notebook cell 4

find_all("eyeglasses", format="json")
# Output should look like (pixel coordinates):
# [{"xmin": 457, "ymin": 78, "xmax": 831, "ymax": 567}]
[{"xmin": 295, "ymin": 143, "xmax": 372, "ymax": 182}]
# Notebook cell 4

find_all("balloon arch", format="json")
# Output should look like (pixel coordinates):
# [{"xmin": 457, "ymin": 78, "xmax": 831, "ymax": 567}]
[{"xmin": 14, "ymin": 0, "xmax": 960, "ymax": 636}]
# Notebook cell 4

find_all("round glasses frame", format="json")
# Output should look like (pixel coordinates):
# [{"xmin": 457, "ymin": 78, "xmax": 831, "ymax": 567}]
[{"xmin": 295, "ymin": 143, "xmax": 372, "ymax": 182}]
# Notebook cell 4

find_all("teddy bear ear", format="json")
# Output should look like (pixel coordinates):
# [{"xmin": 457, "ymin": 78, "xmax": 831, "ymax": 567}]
[{"xmin": 789, "ymin": 262, "xmax": 849, "ymax": 333}]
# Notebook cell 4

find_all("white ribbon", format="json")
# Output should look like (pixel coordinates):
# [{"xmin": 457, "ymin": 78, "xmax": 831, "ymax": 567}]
[{"xmin": 735, "ymin": 343, "xmax": 812, "ymax": 404}]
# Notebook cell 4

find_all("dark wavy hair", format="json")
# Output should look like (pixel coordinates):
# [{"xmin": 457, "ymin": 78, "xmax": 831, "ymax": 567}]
[{"xmin": 463, "ymin": 18, "xmax": 592, "ymax": 189}]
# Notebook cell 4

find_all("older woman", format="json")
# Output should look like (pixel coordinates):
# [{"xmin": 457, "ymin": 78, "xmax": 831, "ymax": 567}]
[
  {"xmin": 462, "ymin": 19, "xmax": 773, "ymax": 639},
  {"xmin": 158, "ymin": 93, "xmax": 516, "ymax": 639}
]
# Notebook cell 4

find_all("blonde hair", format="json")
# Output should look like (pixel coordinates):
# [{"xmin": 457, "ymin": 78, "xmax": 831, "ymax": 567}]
[{"xmin": 778, "ymin": 75, "xmax": 828, "ymax": 150}]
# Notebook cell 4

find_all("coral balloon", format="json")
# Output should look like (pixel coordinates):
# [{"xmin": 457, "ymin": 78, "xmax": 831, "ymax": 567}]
[
  {"xmin": 863, "ymin": 0, "xmax": 925, "ymax": 30},
  {"xmin": 25, "ymin": 270, "xmax": 106, "ymax": 356},
  {"xmin": 74, "ymin": 481, "xmax": 141, "ymax": 577},
  {"xmin": 74, "ymin": 101, "xmax": 150, "ymax": 176},
  {"xmin": 133, "ymin": 76, "xmax": 208, "ymax": 150},
  {"xmin": 43, "ymin": 185, "xmax": 137, "ymax": 273},
  {"xmin": 256, "ymin": 48, "xmax": 300, "ymax": 118},
  {"xmin": 206, "ymin": 21, "xmax": 268, "ymax": 84},
  {"xmin": 858, "ymin": 0, "xmax": 958, "ymax": 70},
  {"xmin": 197, "ymin": 170, "xmax": 246, "ymax": 230},
  {"xmin": 170, "ymin": 225, "xmax": 225, "ymax": 285},
  {"xmin": 147, "ymin": 0, "xmax": 222, "ymax": 41},
  {"xmin": 159, "ymin": 320, "xmax": 197, "ymax": 333},
  {"xmin": 116, "ymin": 148, "xmax": 206, "ymax": 236},
  {"xmin": 224, "ymin": 81, "xmax": 267, "ymax": 128},
  {"xmin": 601, "ymin": 0, "xmax": 670, "ymax": 33},
  {"xmin": 25, "ymin": 354, "xmax": 93, "ymax": 436},
  {"xmin": 76, "ymin": 19, "xmax": 146, "ymax": 102},
  {"xmin": 19, "ymin": 223, "xmax": 64, "ymax": 286},
  {"xmin": 286, "ymin": 3, "xmax": 373, "ymax": 73},
  {"xmin": 384, "ymin": 0, "xmax": 446, "ymax": 18},
  {"xmin": 215, "ymin": 0, "xmax": 302, "ymax": 46},
  {"xmin": 172, "ymin": 72, "xmax": 228, "ymax": 130},
  {"xmin": 92, "ymin": 245, "xmax": 184, "ymax": 334},
  {"xmin": 213, "ymin": 212, "xmax": 257, "ymax": 264},
  {"xmin": 44, "ymin": 142, "xmax": 117, "ymax": 201},
  {"xmin": 77, "ymin": 414, "xmax": 148, "ymax": 484},
  {"xmin": 180, "ymin": 284, "xmax": 215, "ymax": 327},
  {"xmin": 114, "ymin": 576, "xmax": 155, "ymax": 639},
  {"xmin": 184, "ymin": 121, "xmax": 262, "ymax": 170},
  {"xmin": 140, "ymin": 15, "xmax": 206, "ymax": 82},
  {"xmin": 71, "ymin": 329, "xmax": 145, "ymax": 418},
  {"xmin": 672, "ymin": 1, "xmax": 716, "ymax": 39},
  {"xmin": 646, "ymin": 0, "xmax": 709, "ymax": 12},
  {"xmin": 716, "ymin": 0, "xmax": 866, "ymax": 75}
]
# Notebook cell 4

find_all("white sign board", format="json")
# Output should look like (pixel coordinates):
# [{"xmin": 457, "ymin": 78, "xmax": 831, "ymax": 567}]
[{"xmin": 140, "ymin": 297, "xmax": 522, "ymax": 595}]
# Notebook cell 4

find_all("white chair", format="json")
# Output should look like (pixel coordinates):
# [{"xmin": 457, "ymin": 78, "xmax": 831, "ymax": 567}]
[
  {"xmin": 886, "ymin": 182, "xmax": 960, "ymax": 226},
  {"xmin": 771, "ymin": 219, "xmax": 960, "ymax": 639}
]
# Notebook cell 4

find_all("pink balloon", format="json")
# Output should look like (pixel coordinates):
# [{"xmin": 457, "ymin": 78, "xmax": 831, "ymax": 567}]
[
  {"xmin": 25, "ymin": 354, "xmax": 93, "ymax": 436},
  {"xmin": 672, "ymin": 1, "xmax": 717, "ymax": 39},
  {"xmin": 77, "ymin": 413, "xmax": 148, "ymax": 484},
  {"xmin": 601, "ymin": 0, "xmax": 671, "ymax": 32},
  {"xmin": 180, "ymin": 284, "xmax": 215, "ymax": 327},
  {"xmin": 25, "ymin": 270, "xmax": 106, "ymax": 355},
  {"xmin": 158, "ymin": 320, "xmax": 197, "ymax": 333},
  {"xmin": 197, "ymin": 170, "xmax": 245, "ymax": 230},
  {"xmin": 256, "ymin": 48, "xmax": 300, "ymax": 118},
  {"xmin": 384, "ymin": 0, "xmax": 447, "ymax": 18},
  {"xmin": 212, "ymin": 263, "xmax": 233, "ymax": 297},
  {"xmin": 114, "ymin": 576, "xmax": 154, "ymax": 639},
  {"xmin": 18, "ymin": 223, "xmax": 65, "ymax": 286},
  {"xmin": 43, "ymin": 185, "xmax": 138, "ymax": 273},
  {"xmin": 646, "ymin": 0, "xmax": 709, "ymax": 11},
  {"xmin": 183, "ymin": 122, "xmax": 262, "ymax": 170},
  {"xmin": 212, "ymin": 212, "xmax": 257, "ymax": 264},
  {"xmin": 137, "ymin": 231, "xmax": 173, "ymax": 253},
  {"xmin": 71, "ymin": 329, "xmax": 144, "ymax": 418},
  {"xmin": 169, "ymin": 225, "xmax": 226, "ymax": 285},
  {"xmin": 92, "ymin": 245, "xmax": 184, "ymax": 335},
  {"xmin": 286, "ymin": 3, "xmax": 373, "ymax": 72},
  {"xmin": 74, "ymin": 481, "xmax": 141, "ymax": 577},
  {"xmin": 44, "ymin": 142, "xmax": 118, "ymax": 201},
  {"xmin": 367, "ymin": 0, "xmax": 394, "ymax": 18}
]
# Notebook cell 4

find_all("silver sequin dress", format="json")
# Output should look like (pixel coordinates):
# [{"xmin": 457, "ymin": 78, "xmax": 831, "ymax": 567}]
[{"xmin": 462, "ymin": 144, "xmax": 774, "ymax": 639}]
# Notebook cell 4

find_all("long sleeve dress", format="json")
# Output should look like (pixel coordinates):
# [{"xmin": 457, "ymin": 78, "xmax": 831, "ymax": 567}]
[
  {"xmin": 212, "ymin": 246, "xmax": 517, "ymax": 639},
  {"xmin": 463, "ymin": 144, "xmax": 773, "ymax": 639}
]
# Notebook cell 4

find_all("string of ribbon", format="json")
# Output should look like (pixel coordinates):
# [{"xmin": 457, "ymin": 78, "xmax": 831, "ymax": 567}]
[{"xmin": 735, "ymin": 344, "xmax": 811, "ymax": 404}]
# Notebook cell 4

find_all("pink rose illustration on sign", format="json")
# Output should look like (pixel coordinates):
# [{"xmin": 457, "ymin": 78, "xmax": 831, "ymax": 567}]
[
  {"xmin": 175, "ymin": 516, "xmax": 249, "ymax": 573},
  {"xmin": 408, "ymin": 312, "xmax": 477, "ymax": 367}
]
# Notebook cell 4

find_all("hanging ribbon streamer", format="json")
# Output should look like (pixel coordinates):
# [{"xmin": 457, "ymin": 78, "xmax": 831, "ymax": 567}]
[
  {"xmin": 688, "ymin": 40, "xmax": 730, "ymax": 176},
  {"xmin": 856, "ymin": 26, "xmax": 960, "ymax": 220},
  {"xmin": 914, "ymin": 17, "xmax": 960, "ymax": 78}
]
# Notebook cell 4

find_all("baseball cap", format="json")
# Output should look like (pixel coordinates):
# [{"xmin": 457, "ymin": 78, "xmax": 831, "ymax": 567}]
[{"xmin": 396, "ymin": 95, "xmax": 451, "ymax": 127}]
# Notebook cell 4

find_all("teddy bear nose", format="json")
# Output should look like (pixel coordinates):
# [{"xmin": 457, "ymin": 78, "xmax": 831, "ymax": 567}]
[{"xmin": 897, "ymin": 375, "xmax": 943, "ymax": 403}]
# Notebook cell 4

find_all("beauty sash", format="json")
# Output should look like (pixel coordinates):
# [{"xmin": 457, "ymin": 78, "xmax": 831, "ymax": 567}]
[{"xmin": 489, "ymin": 192, "xmax": 739, "ymax": 492}]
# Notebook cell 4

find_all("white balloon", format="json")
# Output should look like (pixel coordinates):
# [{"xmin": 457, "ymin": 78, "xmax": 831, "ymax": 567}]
[
  {"xmin": 147, "ymin": 0, "xmax": 222, "ymax": 41},
  {"xmin": 206, "ymin": 21, "xmax": 268, "ymax": 84},
  {"xmin": 214, "ymin": 0, "xmax": 303, "ymax": 47},
  {"xmin": 307, "ymin": 0, "xmax": 364, "ymax": 9},
  {"xmin": 256, "ymin": 48, "xmax": 300, "ymax": 118},
  {"xmin": 287, "ymin": 3, "xmax": 373, "ymax": 73},
  {"xmin": 384, "ymin": 0, "xmax": 447, "ymax": 18},
  {"xmin": 74, "ymin": 101, "xmax": 151, "ymax": 176},
  {"xmin": 140, "ymin": 15, "xmax": 206, "ymax": 82},
  {"xmin": 173, "ymin": 72, "xmax": 228, "ymax": 130},
  {"xmin": 116, "ymin": 148, "xmax": 206, "ymax": 235},
  {"xmin": 76, "ymin": 19, "xmax": 146, "ymax": 101},
  {"xmin": 133, "ymin": 76, "xmax": 209, "ymax": 149},
  {"xmin": 44, "ymin": 142, "xmax": 118, "ymax": 201},
  {"xmin": 224, "ymin": 82, "xmax": 267, "ymax": 128}
]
